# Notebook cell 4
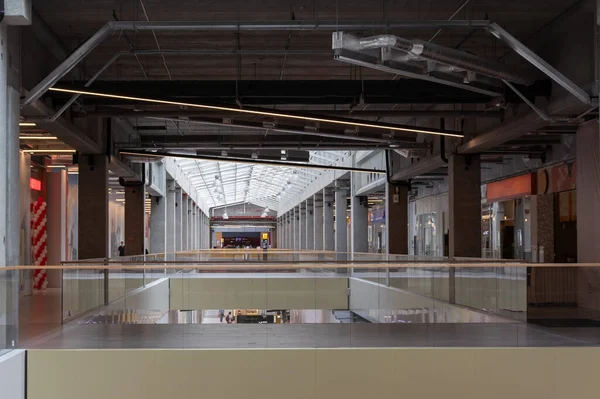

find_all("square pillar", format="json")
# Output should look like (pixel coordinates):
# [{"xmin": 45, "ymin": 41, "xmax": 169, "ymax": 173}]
[
  {"xmin": 449, "ymin": 154, "xmax": 481, "ymax": 304},
  {"xmin": 386, "ymin": 183, "xmax": 409, "ymax": 255},
  {"xmin": 335, "ymin": 181, "xmax": 348, "ymax": 256},
  {"xmin": 78, "ymin": 155, "xmax": 109, "ymax": 260},
  {"xmin": 166, "ymin": 180, "xmax": 176, "ymax": 253},
  {"xmin": 124, "ymin": 185, "xmax": 146, "ymax": 256},
  {"xmin": 205, "ymin": 212, "xmax": 210, "ymax": 249},
  {"xmin": 305, "ymin": 198, "xmax": 314, "ymax": 250},
  {"xmin": 448, "ymin": 154, "xmax": 481, "ymax": 258},
  {"xmin": 292, "ymin": 207, "xmax": 298, "ymax": 250},
  {"xmin": 200, "ymin": 211, "xmax": 204, "ymax": 249},
  {"xmin": 299, "ymin": 202, "xmax": 307, "ymax": 250},
  {"xmin": 576, "ymin": 120, "xmax": 600, "ymax": 309},
  {"xmin": 46, "ymin": 170, "xmax": 67, "ymax": 287},
  {"xmin": 350, "ymin": 173, "xmax": 368, "ymax": 254},
  {"xmin": 181, "ymin": 194, "xmax": 189, "ymax": 251},
  {"xmin": 313, "ymin": 194, "xmax": 324, "ymax": 251},
  {"xmin": 195, "ymin": 206, "xmax": 199, "ymax": 249},
  {"xmin": 174, "ymin": 188, "xmax": 183, "ymax": 252},
  {"xmin": 323, "ymin": 188, "xmax": 335, "ymax": 251},
  {"xmin": 150, "ymin": 195, "xmax": 166, "ymax": 254}
]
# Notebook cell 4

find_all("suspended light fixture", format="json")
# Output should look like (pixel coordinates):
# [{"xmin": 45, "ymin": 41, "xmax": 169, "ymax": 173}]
[
  {"xmin": 48, "ymin": 87, "xmax": 464, "ymax": 137},
  {"xmin": 222, "ymin": 212, "xmax": 229, "ymax": 220}
]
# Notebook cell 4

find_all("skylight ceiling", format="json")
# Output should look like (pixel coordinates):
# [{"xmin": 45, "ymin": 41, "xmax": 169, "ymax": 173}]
[{"xmin": 177, "ymin": 151, "xmax": 350, "ymax": 211}]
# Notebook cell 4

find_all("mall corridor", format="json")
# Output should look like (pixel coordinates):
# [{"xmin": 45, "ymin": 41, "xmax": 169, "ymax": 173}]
[{"xmin": 2, "ymin": 0, "xmax": 600, "ymax": 398}]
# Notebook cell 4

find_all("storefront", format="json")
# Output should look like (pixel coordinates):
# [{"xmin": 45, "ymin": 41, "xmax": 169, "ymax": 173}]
[
  {"xmin": 368, "ymin": 206, "xmax": 385, "ymax": 253},
  {"xmin": 408, "ymin": 192, "xmax": 448, "ymax": 257},
  {"xmin": 484, "ymin": 173, "xmax": 534, "ymax": 260}
]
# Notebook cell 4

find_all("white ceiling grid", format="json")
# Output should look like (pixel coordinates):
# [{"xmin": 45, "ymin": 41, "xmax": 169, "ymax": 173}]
[{"xmin": 176, "ymin": 150, "xmax": 351, "ymax": 212}]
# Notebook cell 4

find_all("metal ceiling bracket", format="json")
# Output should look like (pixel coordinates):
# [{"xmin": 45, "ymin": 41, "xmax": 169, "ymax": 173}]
[
  {"xmin": 487, "ymin": 23, "xmax": 591, "ymax": 104},
  {"xmin": 503, "ymin": 79, "xmax": 571, "ymax": 123},
  {"xmin": 23, "ymin": 19, "xmax": 490, "ymax": 108}
]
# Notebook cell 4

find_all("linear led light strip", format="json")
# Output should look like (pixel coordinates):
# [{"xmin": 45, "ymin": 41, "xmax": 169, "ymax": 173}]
[
  {"xmin": 49, "ymin": 87, "xmax": 464, "ymax": 138},
  {"xmin": 22, "ymin": 149, "xmax": 76, "ymax": 154}
]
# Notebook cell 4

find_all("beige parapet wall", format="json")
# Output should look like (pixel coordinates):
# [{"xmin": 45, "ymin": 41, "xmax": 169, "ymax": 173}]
[
  {"xmin": 169, "ymin": 277, "xmax": 349, "ymax": 310},
  {"xmin": 28, "ymin": 348, "xmax": 598, "ymax": 399}
]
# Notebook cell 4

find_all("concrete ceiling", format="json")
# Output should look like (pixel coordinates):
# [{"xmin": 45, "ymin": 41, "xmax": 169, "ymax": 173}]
[
  {"xmin": 32, "ymin": 0, "xmax": 578, "ymax": 81},
  {"xmin": 26, "ymin": 0, "xmax": 591, "ymax": 197}
]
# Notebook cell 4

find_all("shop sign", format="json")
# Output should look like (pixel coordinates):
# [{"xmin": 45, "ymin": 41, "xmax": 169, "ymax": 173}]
[
  {"xmin": 371, "ymin": 208, "xmax": 385, "ymax": 223},
  {"xmin": 30, "ymin": 178, "xmax": 41, "ymax": 191},
  {"xmin": 486, "ymin": 173, "xmax": 533, "ymax": 202}
]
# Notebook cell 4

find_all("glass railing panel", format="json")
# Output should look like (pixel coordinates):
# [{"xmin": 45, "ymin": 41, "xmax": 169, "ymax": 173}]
[
  {"xmin": 9, "ymin": 257, "xmax": 600, "ymax": 349},
  {"xmin": 0, "ymin": 268, "xmax": 18, "ymax": 354}
]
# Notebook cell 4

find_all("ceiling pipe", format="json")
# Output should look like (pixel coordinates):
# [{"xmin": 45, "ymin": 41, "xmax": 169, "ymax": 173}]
[{"xmin": 355, "ymin": 34, "xmax": 535, "ymax": 85}]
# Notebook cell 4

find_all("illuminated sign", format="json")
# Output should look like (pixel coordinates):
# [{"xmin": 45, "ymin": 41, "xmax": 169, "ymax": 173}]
[{"xmin": 30, "ymin": 178, "xmax": 41, "ymax": 191}]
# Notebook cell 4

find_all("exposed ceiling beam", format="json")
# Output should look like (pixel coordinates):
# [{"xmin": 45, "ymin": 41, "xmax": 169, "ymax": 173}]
[
  {"xmin": 458, "ymin": 93, "xmax": 591, "ymax": 154},
  {"xmin": 79, "ymin": 109, "xmax": 506, "ymax": 119},
  {"xmin": 52, "ymin": 80, "xmax": 513, "ymax": 105},
  {"xmin": 23, "ymin": 98, "xmax": 101, "ymax": 154},
  {"xmin": 391, "ymin": 156, "xmax": 447, "ymax": 181}
]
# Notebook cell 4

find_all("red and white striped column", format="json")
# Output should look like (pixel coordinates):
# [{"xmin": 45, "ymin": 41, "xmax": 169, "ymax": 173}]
[{"xmin": 30, "ymin": 197, "xmax": 48, "ymax": 290}]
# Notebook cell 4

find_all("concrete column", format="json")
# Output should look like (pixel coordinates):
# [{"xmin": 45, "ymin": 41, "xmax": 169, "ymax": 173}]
[
  {"xmin": 299, "ymin": 203, "xmax": 307, "ymax": 250},
  {"xmin": 46, "ymin": 170, "xmax": 67, "ymax": 287},
  {"xmin": 124, "ymin": 185, "xmax": 146, "ymax": 256},
  {"xmin": 293, "ymin": 207, "xmax": 299, "ymax": 250},
  {"xmin": 386, "ymin": 183, "xmax": 409, "ymax": 255},
  {"xmin": 203, "ymin": 211, "xmax": 206, "ymax": 249},
  {"xmin": 0, "ymin": 23, "xmax": 20, "ymax": 268},
  {"xmin": 285, "ymin": 216, "xmax": 289, "ymax": 249},
  {"xmin": 277, "ymin": 218, "xmax": 282, "ymax": 249},
  {"xmin": 576, "ymin": 121, "xmax": 600, "ymax": 309},
  {"xmin": 200, "ymin": 211, "xmax": 204, "ymax": 249},
  {"xmin": 150, "ymin": 195, "xmax": 166, "ymax": 254},
  {"xmin": 181, "ymin": 195, "xmax": 189, "ymax": 251},
  {"xmin": 193, "ymin": 205, "xmax": 198, "ymax": 249},
  {"xmin": 351, "ymin": 174, "xmax": 369, "ymax": 254},
  {"xmin": 174, "ymin": 188, "xmax": 183, "ymax": 252},
  {"xmin": 306, "ymin": 198, "xmax": 314, "ymax": 250},
  {"xmin": 187, "ymin": 198, "xmax": 193, "ymax": 249},
  {"xmin": 449, "ymin": 154, "xmax": 481, "ymax": 258},
  {"xmin": 198, "ymin": 207, "xmax": 202, "ymax": 249},
  {"xmin": 204, "ymin": 212, "xmax": 210, "ymax": 249},
  {"xmin": 449, "ymin": 154, "xmax": 481, "ymax": 303},
  {"xmin": 313, "ymin": 194, "xmax": 324, "ymax": 251},
  {"xmin": 323, "ymin": 188, "xmax": 335, "ymax": 251},
  {"xmin": 284, "ymin": 215, "xmax": 289, "ymax": 249},
  {"xmin": 78, "ymin": 155, "xmax": 109, "ymax": 260},
  {"xmin": 335, "ymin": 181, "xmax": 348, "ymax": 256},
  {"xmin": 189, "ymin": 203, "xmax": 194, "ymax": 250},
  {"xmin": 201, "ymin": 210, "xmax": 205, "ymax": 249},
  {"xmin": 166, "ymin": 180, "xmax": 176, "ymax": 253},
  {"xmin": 288, "ymin": 213, "xmax": 292, "ymax": 249}
]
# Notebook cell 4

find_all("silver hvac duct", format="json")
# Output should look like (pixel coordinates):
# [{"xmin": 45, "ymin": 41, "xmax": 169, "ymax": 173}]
[
  {"xmin": 348, "ymin": 34, "xmax": 535, "ymax": 86},
  {"xmin": 125, "ymin": 154, "xmax": 165, "ymax": 163}
]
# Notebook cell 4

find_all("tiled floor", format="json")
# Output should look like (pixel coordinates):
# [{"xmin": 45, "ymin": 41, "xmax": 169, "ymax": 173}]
[{"xmin": 18, "ymin": 289, "xmax": 62, "ymax": 346}]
